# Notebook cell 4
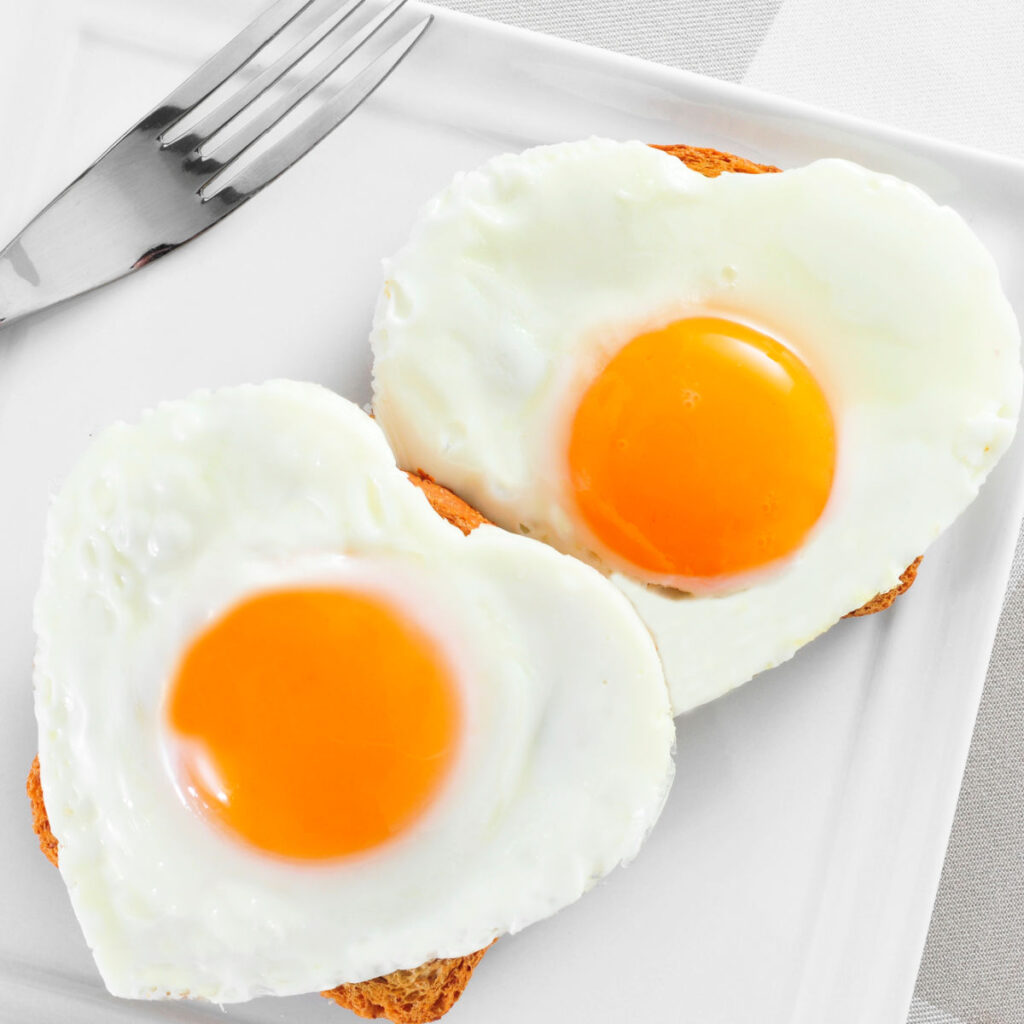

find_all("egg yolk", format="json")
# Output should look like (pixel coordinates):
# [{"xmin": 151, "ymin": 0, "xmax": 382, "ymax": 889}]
[
  {"xmin": 167, "ymin": 587, "xmax": 460, "ymax": 860},
  {"xmin": 568, "ymin": 317, "xmax": 835, "ymax": 586}
]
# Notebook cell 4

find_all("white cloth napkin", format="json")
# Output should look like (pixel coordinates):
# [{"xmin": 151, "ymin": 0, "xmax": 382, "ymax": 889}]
[{"xmin": 432, "ymin": 3, "xmax": 1024, "ymax": 1022}]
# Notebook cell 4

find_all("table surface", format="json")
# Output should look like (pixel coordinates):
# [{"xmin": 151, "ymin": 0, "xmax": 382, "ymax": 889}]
[
  {"xmin": 3, "ymin": 2, "xmax": 1019, "ymax": 1022},
  {"xmin": 421, "ymin": 3, "xmax": 1024, "ymax": 1023}
]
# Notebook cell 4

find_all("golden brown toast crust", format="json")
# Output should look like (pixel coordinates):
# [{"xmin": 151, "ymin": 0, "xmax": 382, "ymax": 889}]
[
  {"xmin": 27, "ymin": 756, "xmax": 59, "ymax": 868},
  {"xmin": 652, "ymin": 144, "xmax": 781, "ymax": 177},
  {"xmin": 321, "ymin": 945, "xmax": 493, "ymax": 1023},
  {"xmin": 27, "ymin": 741, "xmax": 488, "ymax": 1024},
  {"xmin": 407, "ymin": 471, "xmax": 490, "ymax": 534},
  {"xmin": 844, "ymin": 557, "xmax": 922, "ymax": 617}
]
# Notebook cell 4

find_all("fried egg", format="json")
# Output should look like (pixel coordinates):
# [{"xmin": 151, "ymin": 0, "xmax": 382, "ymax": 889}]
[
  {"xmin": 371, "ymin": 138, "xmax": 1022, "ymax": 713},
  {"xmin": 33, "ymin": 380, "xmax": 674, "ymax": 1002}
]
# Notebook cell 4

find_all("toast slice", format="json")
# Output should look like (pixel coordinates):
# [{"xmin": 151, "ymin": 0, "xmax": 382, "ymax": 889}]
[
  {"xmin": 404, "ymin": 139, "xmax": 919, "ymax": 614},
  {"xmin": 651, "ymin": 144, "xmax": 781, "ymax": 177},
  {"xmin": 24, "ymin": 474, "xmax": 499, "ymax": 1024},
  {"xmin": 320, "ymin": 945, "xmax": 493, "ymax": 1022},
  {"xmin": 25, "ymin": 145, "xmax": 919, "ymax": 1024},
  {"xmin": 844, "ymin": 556, "xmax": 922, "ymax": 617},
  {"xmin": 27, "ymin": 743, "xmax": 491, "ymax": 1024}
]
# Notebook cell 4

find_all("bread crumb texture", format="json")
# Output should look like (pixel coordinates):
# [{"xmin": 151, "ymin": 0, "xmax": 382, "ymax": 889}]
[
  {"xmin": 408, "ymin": 471, "xmax": 489, "ymax": 534},
  {"xmin": 27, "ymin": 756, "xmax": 59, "ymax": 868},
  {"xmin": 652, "ymin": 143, "xmax": 781, "ymax": 177},
  {"xmin": 321, "ymin": 945, "xmax": 493, "ymax": 1023},
  {"xmin": 844, "ymin": 557, "xmax": 922, "ymax": 617}
]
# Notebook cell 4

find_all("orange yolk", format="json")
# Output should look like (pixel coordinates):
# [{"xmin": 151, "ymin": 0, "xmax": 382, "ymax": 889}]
[
  {"xmin": 167, "ymin": 587, "xmax": 460, "ymax": 860},
  {"xmin": 568, "ymin": 317, "xmax": 835, "ymax": 585}
]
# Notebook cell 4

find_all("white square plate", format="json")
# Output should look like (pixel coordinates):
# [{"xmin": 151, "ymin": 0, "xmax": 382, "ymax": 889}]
[{"xmin": 2, "ymin": 2, "xmax": 1023, "ymax": 1023}]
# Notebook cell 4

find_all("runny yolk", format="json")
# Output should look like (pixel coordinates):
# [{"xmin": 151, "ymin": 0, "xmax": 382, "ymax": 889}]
[
  {"xmin": 167, "ymin": 587, "xmax": 461, "ymax": 860},
  {"xmin": 568, "ymin": 316, "xmax": 835, "ymax": 586}
]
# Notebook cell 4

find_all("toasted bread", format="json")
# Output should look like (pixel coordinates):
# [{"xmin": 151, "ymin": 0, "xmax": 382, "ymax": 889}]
[
  {"xmin": 844, "ymin": 556, "xmax": 922, "ymax": 617},
  {"xmin": 27, "ymin": 756, "xmax": 59, "ymax": 869},
  {"xmin": 651, "ymin": 144, "xmax": 781, "ymax": 177},
  {"xmin": 26, "ymin": 145, "xmax": 917, "ymax": 1024},
  {"xmin": 406, "ymin": 142, "xmax": 918, "ymax": 615},
  {"xmin": 27, "ymin": 745, "xmax": 489, "ymax": 1024},
  {"xmin": 25, "ymin": 474, "xmax": 496, "ymax": 1024},
  {"xmin": 321, "ymin": 945, "xmax": 494, "ymax": 1023},
  {"xmin": 24, "ymin": 474, "xmax": 496, "ymax": 1024},
  {"xmin": 407, "ymin": 472, "xmax": 488, "ymax": 535}
]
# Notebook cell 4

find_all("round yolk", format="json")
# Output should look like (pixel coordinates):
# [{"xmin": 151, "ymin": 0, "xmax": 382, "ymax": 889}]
[
  {"xmin": 568, "ymin": 317, "xmax": 835, "ymax": 585},
  {"xmin": 167, "ymin": 587, "xmax": 460, "ymax": 860}
]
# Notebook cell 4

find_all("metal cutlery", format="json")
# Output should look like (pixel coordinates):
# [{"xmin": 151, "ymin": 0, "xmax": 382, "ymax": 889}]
[{"xmin": 0, "ymin": 0, "xmax": 432, "ymax": 329}]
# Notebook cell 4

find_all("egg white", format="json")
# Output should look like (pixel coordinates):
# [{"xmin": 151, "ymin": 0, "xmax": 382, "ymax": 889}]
[
  {"xmin": 33, "ymin": 380, "xmax": 674, "ymax": 1001},
  {"xmin": 371, "ymin": 138, "xmax": 1022, "ymax": 713}
]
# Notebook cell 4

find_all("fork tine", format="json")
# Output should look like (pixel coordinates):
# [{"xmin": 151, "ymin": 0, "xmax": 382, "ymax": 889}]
[
  {"xmin": 147, "ymin": 0, "xmax": 315, "ymax": 133},
  {"xmin": 169, "ymin": 0, "xmax": 370, "ymax": 148},
  {"xmin": 207, "ymin": 15, "xmax": 432, "ymax": 202},
  {"xmin": 197, "ymin": 0, "xmax": 410, "ymax": 171}
]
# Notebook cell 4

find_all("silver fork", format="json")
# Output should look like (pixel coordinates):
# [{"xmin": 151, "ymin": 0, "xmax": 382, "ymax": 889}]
[{"xmin": 0, "ymin": 0, "xmax": 432, "ymax": 329}]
